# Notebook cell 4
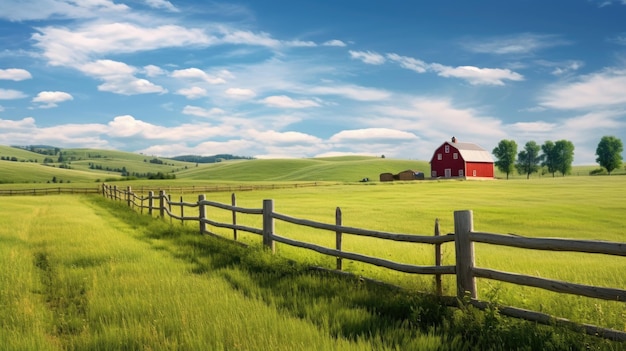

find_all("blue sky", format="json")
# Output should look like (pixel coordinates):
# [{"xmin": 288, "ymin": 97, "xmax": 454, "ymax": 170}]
[{"xmin": 1, "ymin": 0, "xmax": 626, "ymax": 164}]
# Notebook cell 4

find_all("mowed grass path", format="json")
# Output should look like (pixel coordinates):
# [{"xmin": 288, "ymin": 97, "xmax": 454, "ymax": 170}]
[{"xmin": 0, "ymin": 195, "xmax": 400, "ymax": 351}]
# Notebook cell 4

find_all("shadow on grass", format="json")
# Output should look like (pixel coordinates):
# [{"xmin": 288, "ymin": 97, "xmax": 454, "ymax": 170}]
[{"xmin": 89, "ymin": 196, "xmax": 620, "ymax": 351}]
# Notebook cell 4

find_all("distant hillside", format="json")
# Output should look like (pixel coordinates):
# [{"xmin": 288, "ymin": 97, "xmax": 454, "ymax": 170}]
[
  {"xmin": 170, "ymin": 154, "xmax": 254, "ymax": 163},
  {"xmin": 176, "ymin": 157, "xmax": 430, "ymax": 182}
]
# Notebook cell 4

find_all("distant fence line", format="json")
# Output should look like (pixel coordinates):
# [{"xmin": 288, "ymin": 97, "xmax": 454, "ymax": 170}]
[
  {"xmin": 103, "ymin": 183, "xmax": 626, "ymax": 341},
  {"xmin": 0, "ymin": 182, "xmax": 326, "ymax": 197},
  {"xmin": 0, "ymin": 187, "xmax": 100, "ymax": 196}
]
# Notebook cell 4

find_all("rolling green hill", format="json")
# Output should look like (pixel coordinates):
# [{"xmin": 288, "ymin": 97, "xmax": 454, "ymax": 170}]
[
  {"xmin": 0, "ymin": 145, "xmax": 620, "ymax": 185},
  {"xmin": 176, "ymin": 157, "xmax": 430, "ymax": 182}
]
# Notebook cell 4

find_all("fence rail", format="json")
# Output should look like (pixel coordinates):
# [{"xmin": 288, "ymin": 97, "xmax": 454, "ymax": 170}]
[
  {"xmin": 102, "ymin": 183, "xmax": 626, "ymax": 342},
  {"xmin": 0, "ymin": 187, "xmax": 100, "ymax": 196}
]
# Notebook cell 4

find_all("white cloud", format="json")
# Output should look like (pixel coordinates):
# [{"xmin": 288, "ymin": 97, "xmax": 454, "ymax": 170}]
[
  {"xmin": 464, "ymin": 33, "xmax": 570, "ymax": 55},
  {"xmin": 225, "ymin": 87, "xmax": 256, "ymax": 99},
  {"xmin": 509, "ymin": 121, "xmax": 557, "ymax": 133},
  {"xmin": 33, "ymin": 22, "xmax": 215, "ymax": 66},
  {"xmin": 145, "ymin": 0, "xmax": 179, "ymax": 12},
  {"xmin": 323, "ymin": 40, "xmax": 347, "ymax": 47},
  {"xmin": 0, "ymin": 0, "xmax": 129, "ymax": 21},
  {"xmin": 261, "ymin": 95, "xmax": 320, "ymax": 108},
  {"xmin": 176, "ymin": 87, "xmax": 208, "ymax": 99},
  {"xmin": 248, "ymin": 130, "xmax": 322, "ymax": 145},
  {"xmin": 220, "ymin": 29, "xmax": 281, "ymax": 48},
  {"xmin": 107, "ymin": 115, "xmax": 225, "ymax": 140},
  {"xmin": 310, "ymin": 85, "xmax": 390, "ymax": 101},
  {"xmin": 0, "ymin": 117, "xmax": 36, "ymax": 129},
  {"xmin": 32, "ymin": 91, "xmax": 73, "ymax": 108},
  {"xmin": 329, "ymin": 128, "xmax": 418, "ymax": 142},
  {"xmin": 349, "ymin": 50, "xmax": 386, "ymax": 65},
  {"xmin": 0, "ymin": 68, "xmax": 32, "ymax": 81},
  {"xmin": 80, "ymin": 59, "xmax": 166, "ymax": 95},
  {"xmin": 171, "ymin": 68, "xmax": 226, "ymax": 84},
  {"xmin": 0, "ymin": 88, "xmax": 28, "ymax": 100},
  {"xmin": 429, "ymin": 64, "xmax": 524, "ymax": 85},
  {"xmin": 386, "ymin": 53, "xmax": 427, "ymax": 73},
  {"xmin": 182, "ymin": 105, "xmax": 226, "ymax": 118},
  {"xmin": 143, "ymin": 65, "xmax": 165, "ymax": 77},
  {"xmin": 540, "ymin": 68, "xmax": 626, "ymax": 109}
]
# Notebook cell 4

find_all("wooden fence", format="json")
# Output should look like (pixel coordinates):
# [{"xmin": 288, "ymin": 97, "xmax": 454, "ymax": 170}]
[
  {"xmin": 102, "ymin": 184, "xmax": 626, "ymax": 341},
  {"xmin": 0, "ymin": 187, "xmax": 100, "ymax": 196}
]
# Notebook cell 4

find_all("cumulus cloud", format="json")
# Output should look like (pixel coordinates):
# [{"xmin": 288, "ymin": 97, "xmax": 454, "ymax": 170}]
[
  {"xmin": 143, "ymin": 64, "xmax": 165, "ymax": 77},
  {"xmin": 80, "ymin": 59, "xmax": 166, "ymax": 95},
  {"xmin": 0, "ymin": 0, "xmax": 129, "ymax": 21},
  {"xmin": 355, "ymin": 51, "xmax": 523, "ymax": 85},
  {"xmin": 176, "ymin": 87, "xmax": 208, "ymax": 99},
  {"xmin": 430, "ymin": 64, "xmax": 524, "ymax": 85},
  {"xmin": 32, "ymin": 91, "xmax": 73, "ymax": 108},
  {"xmin": 349, "ymin": 50, "xmax": 386, "ymax": 65},
  {"xmin": 0, "ymin": 88, "xmax": 28, "ymax": 100},
  {"xmin": 33, "ymin": 22, "xmax": 215, "ymax": 66},
  {"xmin": 329, "ymin": 128, "xmax": 418, "ymax": 142},
  {"xmin": 323, "ymin": 40, "xmax": 347, "ymax": 47},
  {"xmin": 540, "ymin": 68, "xmax": 626, "ymax": 109},
  {"xmin": 0, "ymin": 68, "xmax": 32, "ymax": 81},
  {"xmin": 182, "ymin": 105, "xmax": 226, "ymax": 118},
  {"xmin": 171, "ymin": 68, "xmax": 226, "ymax": 84},
  {"xmin": 261, "ymin": 95, "xmax": 320, "ymax": 108},
  {"xmin": 225, "ymin": 87, "xmax": 256, "ymax": 99},
  {"xmin": 248, "ymin": 130, "xmax": 322, "ymax": 145},
  {"xmin": 145, "ymin": 0, "xmax": 179, "ymax": 12}
]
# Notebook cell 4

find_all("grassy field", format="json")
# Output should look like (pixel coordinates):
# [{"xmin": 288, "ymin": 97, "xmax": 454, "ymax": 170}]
[
  {"xmin": 1, "ymin": 195, "xmax": 620, "ymax": 350},
  {"xmin": 150, "ymin": 176, "xmax": 626, "ymax": 335}
]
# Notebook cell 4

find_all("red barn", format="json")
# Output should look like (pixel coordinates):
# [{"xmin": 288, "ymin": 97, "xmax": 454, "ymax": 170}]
[{"xmin": 430, "ymin": 137, "xmax": 494, "ymax": 178}]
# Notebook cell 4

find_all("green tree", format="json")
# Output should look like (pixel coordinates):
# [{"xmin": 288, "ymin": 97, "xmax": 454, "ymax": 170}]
[
  {"xmin": 492, "ymin": 139, "xmax": 517, "ymax": 179},
  {"xmin": 516, "ymin": 141, "xmax": 541, "ymax": 179},
  {"xmin": 541, "ymin": 141, "xmax": 558, "ymax": 177},
  {"xmin": 555, "ymin": 140, "xmax": 574, "ymax": 176},
  {"xmin": 595, "ymin": 136, "xmax": 623, "ymax": 175}
]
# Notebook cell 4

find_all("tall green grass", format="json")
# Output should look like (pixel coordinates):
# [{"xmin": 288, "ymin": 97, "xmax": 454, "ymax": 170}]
[
  {"xmin": 2, "ymin": 195, "xmax": 621, "ymax": 350},
  {"xmin": 161, "ymin": 176, "xmax": 626, "ymax": 333}
]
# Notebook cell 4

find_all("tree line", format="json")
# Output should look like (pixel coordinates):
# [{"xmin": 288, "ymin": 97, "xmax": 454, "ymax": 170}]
[{"xmin": 492, "ymin": 136, "xmax": 623, "ymax": 179}]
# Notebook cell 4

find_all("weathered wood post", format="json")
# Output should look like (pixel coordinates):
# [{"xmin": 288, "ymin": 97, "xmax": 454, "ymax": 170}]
[
  {"xmin": 454, "ymin": 210, "xmax": 477, "ymax": 300},
  {"xmin": 434, "ymin": 218, "xmax": 443, "ymax": 296},
  {"xmin": 148, "ymin": 191, "xmax": 154, "ymax": 216},
  {"xmin": 159, "ymin": 190, "xmax": 166, "ymax": 218},
  {"xmin": 127, "ymin": 186, "xmax": 132, "ymax": 207},
  {"xmin": 113, "ymin": 185, "xmax": 118, "ymax": 200},
  {"xmin": 198, "ymin": 194, "xmax": 206, "ymax": 234},
  {"xmin": 231, "ymin": 193, "xmax": 238, "ymax": 240},
  {"xmin": 262, "ymin": 199, "xmax": 275, "ymax": 253},
  {"xmin": 336, "ymin": 207, "xmax": 343, "ymax": 271},
  {"xmin": 180, "ymin": 196, "xmax": 184, "ymax": 225},
  {"xmin": 102, "ymin": 183, "xmax": 105, "ymax": 197}
]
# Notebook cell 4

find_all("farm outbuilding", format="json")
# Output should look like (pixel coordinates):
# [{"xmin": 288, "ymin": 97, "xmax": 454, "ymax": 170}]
[
  {"xmin": 379, "ymin": 173, "xmax": 394, "ymax": 182},
  {"xmin": 430, "ymin": 137, "xmax": 494, "ymax": 178},
  {"xmin": 397, "ymin": 170, "xmax": 425, "ymax": 180}
]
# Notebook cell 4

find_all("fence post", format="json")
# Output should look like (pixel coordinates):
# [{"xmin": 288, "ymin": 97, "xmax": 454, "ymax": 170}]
[
  {"xmin": 127, "ymin": 186, "xmax": 132, "ymax": 207},
  {"xmin": 262, "ymin": 199, "xmax": 275, "ymax": 253},
  {"xmin": 159, "ymin": 190, "xmax": 165, "ymax": 218},
  {"xmin": 180, "ymin": 196, "xmax": 184, "ymax": 226},
  {"xmin": 434, "ymin": 218, "xmax": 443, "ymax": 296},
  {"xmin": 336, "ymin": 207, "xmax": 343, "ymax": 270},
  {"xmin": 148, "ymin": 191, "xmax": 154, "ymax": 216},
  {"xmin": 231, "ymin": 193, "xmax": 238, "ymax": 240},
  {"xmin": 113, "ymin": 185, "xmax": 118, "ymax": 200},
  {"xmin": 198, "ymin": 194, "xmax": 206, "ymax": 234},
  {"xmin": 454, "ymin": 210, "xmax": 477, "ymax": 300}
]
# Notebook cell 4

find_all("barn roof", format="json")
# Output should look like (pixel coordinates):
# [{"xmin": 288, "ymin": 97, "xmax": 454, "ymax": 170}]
[{"xmin": 451, "ymin": 142, "xmax": 494, "ymax": 163}]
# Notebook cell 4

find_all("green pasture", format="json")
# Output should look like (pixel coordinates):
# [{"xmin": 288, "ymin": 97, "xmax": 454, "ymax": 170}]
[
  {"xmin": 158, "ymin": 176, "xmax": 626, "ymax": 333},
  {"xmin": 1, "ymin": 195, "xmax": 619, "ymax": 350}
]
